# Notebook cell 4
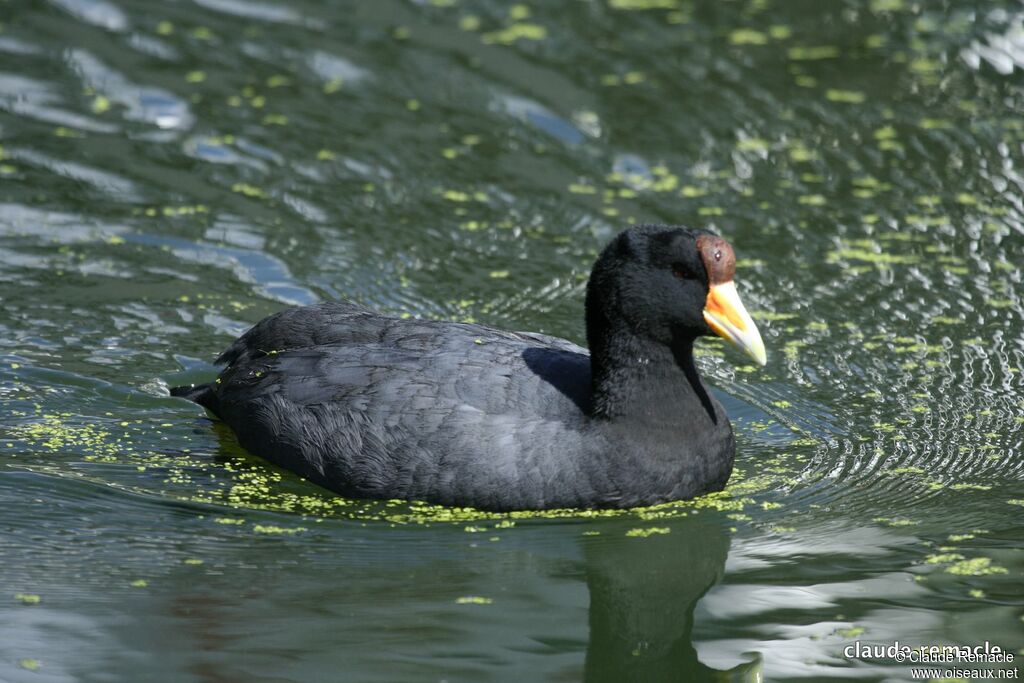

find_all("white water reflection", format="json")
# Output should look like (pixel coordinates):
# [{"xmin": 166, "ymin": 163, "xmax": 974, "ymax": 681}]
[
  {"xmin": 49, "ymin": 0, "xmax": 128, "ymax": 32},
  {"xmin": 66, "ymin": 50, "xmax": 193, "ymax": 131},
  {"xmin": 962, "ymin": 12, "xmax": 1024, "ymax": 75}
]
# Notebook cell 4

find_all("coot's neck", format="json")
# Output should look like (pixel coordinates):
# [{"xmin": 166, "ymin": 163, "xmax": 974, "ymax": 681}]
[{"xmin": 587, "ymin": 323, "xmax": 717, "ymax": 426}]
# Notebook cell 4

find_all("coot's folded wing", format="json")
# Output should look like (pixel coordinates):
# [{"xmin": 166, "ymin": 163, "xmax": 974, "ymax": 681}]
[
  {"xmin": 215, "ymin": 301, "xmax": 380, "ymax": 366},
  {"xmin": 205, "ymin": 315, "xmax": 609, "ymax": 509}
]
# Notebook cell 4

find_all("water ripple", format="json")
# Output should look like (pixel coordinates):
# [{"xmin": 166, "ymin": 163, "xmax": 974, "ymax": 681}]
[
  {"xmin": 66, "ymin": 49, "xmax": 193, "ymax": 130},
  {"xmin": 49, "ymin": 0, "xmax": 128, "ymax": 32}
]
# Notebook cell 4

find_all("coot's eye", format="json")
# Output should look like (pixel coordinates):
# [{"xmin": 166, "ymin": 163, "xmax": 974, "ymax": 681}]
[{"xmin": 672, "ymin": 265, "xmax": 688, "ymax": 280}]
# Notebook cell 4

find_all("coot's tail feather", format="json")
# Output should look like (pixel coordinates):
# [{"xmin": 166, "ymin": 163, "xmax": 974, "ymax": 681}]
[{"xmin": 170, "ymin": 383, "xmax": 222, "ymax": 418}]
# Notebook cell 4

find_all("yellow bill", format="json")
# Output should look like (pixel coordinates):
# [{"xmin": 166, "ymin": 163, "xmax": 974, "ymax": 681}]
[{"xmin": 703, "ymin": 281, "xmax": 767, "ymax": 366}]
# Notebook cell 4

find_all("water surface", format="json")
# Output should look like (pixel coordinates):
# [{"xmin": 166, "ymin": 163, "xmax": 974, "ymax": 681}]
[{"xmin": 2, "ymin": 0, "xmax": 1023, "ymax": 680}]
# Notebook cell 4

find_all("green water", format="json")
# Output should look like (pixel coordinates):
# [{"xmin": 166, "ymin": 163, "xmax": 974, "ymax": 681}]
[{"xmin": 2, "ymin": 0, "xmax": 1023, "ymax": 680}]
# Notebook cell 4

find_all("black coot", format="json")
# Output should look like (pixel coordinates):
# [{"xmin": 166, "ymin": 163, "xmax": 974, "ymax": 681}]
[{"xmin": 171, "ymin": 225, "xmax": 767, "ymax": 511}]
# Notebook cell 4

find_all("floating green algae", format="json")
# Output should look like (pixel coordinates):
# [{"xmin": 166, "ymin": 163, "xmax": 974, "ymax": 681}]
[
  {"xmin": 827, "ymin": 245, "xmax": 918, "ymax": 266},
  {"xmin": 10, "ymin": 413, "xmax": 118, "ymax": 455},
  {"xmin": 200, "ymin": 455, "xmax": 784, "ymax": 527},
  {"xmin": 625, "ymin": 527, "xmax": 670, "ymax": 538},
  {"xmin": 949, "ymin": 483, "xmax": 992, "ymax": 492},
  {"xmin": 874, "ymin": 517, "xmax": 918, "ymax": 527},
  {"xmin": 253, "ymin": 525, "xmax": 305, "ymax": 534},
  {"xmin": 788, "ymin": 45, "xmax": 839, "ymax": 61},
  {"xmin": 568, "ymin": 182, "xmax": 597, "ymax": 195},
  {"xmin": 885, "ymin": 466, "xmax": 925, "ymax": 475},
  {"xmin": 836, "ymin": 626, "xmax": 866, "ymax": 639},
  {"xmin": 231, "ymin": 183, "xmax": 268, "ymax": 199},
  {"xmin": 733, "ymin": 137, "xmax": 768, "ymax": 153},
  {"xmin": 14, "ymin": 593, "xmax": 41, "ymax": 605},
  {"xmin": 441, "ymin": 189, "xmax": 488, "ymax": 203},
  {"xmin": 825, "ymin": 89, "xmax": 866, "ymax": 104},
  {"xmin": 870, "ymin": 0, "xmax": 905, "ymax": 11},
  {"xmin": 925, "ymin": 553, "xmax": 965, "ymax": 565},
  {"xmin": 601, "ymin": 71, "xmax": 648, "ymax": 87},
  {"xmin": 729, "ymin": 29, "xmax": 768, "ymax": 46},
  {"xmin": 215, "ymin": 517, "xmax": 246, "ymax": 525},
  {"xmin": 794, "ymin": 193, "xmax": 827, "ymax": 206},
  {"xmin": 482, "ymin": 23, "xmax": 547, "ymax": 44},
  {"xmin": 608, "ymin": 0, "xmax": 680, "ymax": 9},
  {"xmin": 92, "ymin": 94, "xmax": 111, "ymax": 113},
  {"xmin": 6, "ymin": 389, "xmax": 798, "ymax": 531},
  {"xmin": 455, "ymin": 596, "xmax": 493, "ymax": 604},
  {"xmin": 945, "ymin": 558, "xmax": 1008, "ymax": 576}
]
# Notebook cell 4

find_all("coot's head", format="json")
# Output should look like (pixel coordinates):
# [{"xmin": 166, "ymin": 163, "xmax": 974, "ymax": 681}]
[{"xmin": 585, "ymin": 225, "xmax": 766, "ymax": 365}]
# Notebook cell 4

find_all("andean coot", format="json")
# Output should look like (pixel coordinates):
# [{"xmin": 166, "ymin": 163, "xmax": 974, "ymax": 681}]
[{"xmin": 171, "ymin": 225, "xmax": 766, "ymax": 511}]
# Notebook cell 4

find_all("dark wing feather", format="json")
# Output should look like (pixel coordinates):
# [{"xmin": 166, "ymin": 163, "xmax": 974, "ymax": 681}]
[
  {"xmin": 204, "ymin": 302, "xmax": 613, "ymax": 510},
  {"xmin": 215, "ymin": 301, "xmax": 379, "ymax": 366}
]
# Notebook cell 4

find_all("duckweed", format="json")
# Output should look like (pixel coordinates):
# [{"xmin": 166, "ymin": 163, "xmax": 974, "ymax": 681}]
[
  {"xmin": 945, "ymin": 558, "xmax": 1007, "ymax": 576},
  {"xmin": 626, "ymin": 527, "xmax": 670, "ymax": 538},
  {"xmin": 252, "ymin": 525, "xmax": 305, "ymax": 534},
  {"xmin": 455, "ymin": 596, "xmax": 493, "ymax": 604}
]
